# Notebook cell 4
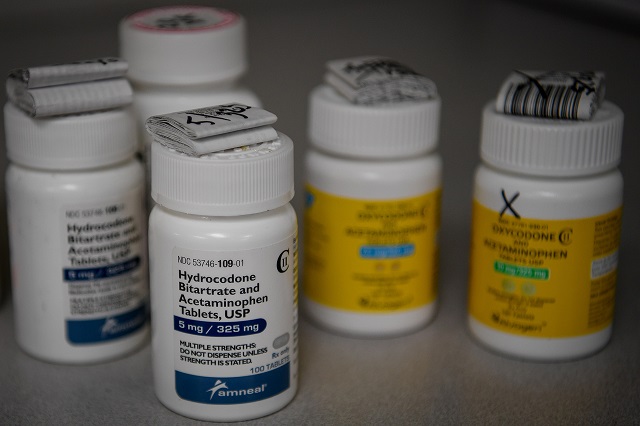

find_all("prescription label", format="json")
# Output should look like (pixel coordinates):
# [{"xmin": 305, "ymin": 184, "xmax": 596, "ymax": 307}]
[
  {"xmin": 468, "ymin": 201, "xmax": 621, "ymax": 338},
  {"xmin": 62, "ymin": 192, "xmax": 147, "ymax": 344},
  {"xmin": 172, "ymin": 235, "xmax": 297, "ymax": 405},
  {"xmin": 304, "ymin": 186, "xmax": 440, "ymax": 313}
]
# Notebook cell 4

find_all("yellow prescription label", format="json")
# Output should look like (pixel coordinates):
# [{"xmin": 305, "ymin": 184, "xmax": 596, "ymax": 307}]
[
  {"xmin": 468, "ymin": 201, "xmax": 622, "ymax": 338},
  {"xmin": 303, "ymin": 185, "xmax": 440, "ymax": 313}
]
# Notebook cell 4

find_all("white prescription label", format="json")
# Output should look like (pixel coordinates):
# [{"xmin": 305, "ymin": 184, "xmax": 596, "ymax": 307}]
[
  {"xmin": 324, "ymin": 56, "xmax": 438, "ymax": 104},
  {"xmin": 172, "ymin": 236, "xmax": 297, "ymax": 405},
  {"xmin": 61, "ymin": 192, "xmax": 147, "ymax": 344},
  {"xmin": 145, "ymin": 104, "xmax": 278, "ymax": 156}
]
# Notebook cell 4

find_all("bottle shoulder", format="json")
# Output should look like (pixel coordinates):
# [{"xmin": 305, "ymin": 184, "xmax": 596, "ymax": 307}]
[
  {"xmin": 473, "ymin": 164, "xmax": 623, "ymax": 218},
  {"xmin": 474, "ymin": 163, "xmax": 623, "ymax": 189},
  {"xmin": 6, "ymin": 158, "xmax": 144, "ymax": 194},
  {"xmin": 305, "ymin": 148, "xmax": 442, "ymax": 199},
  {"xmin": 149, "ymin": 203, "xmax": 297, "ymax": 250}
]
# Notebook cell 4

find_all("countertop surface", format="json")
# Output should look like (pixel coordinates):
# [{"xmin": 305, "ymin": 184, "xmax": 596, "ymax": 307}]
[{"xmin": 0, "ymin": 0, "xmax": 639, "ymax": 424}]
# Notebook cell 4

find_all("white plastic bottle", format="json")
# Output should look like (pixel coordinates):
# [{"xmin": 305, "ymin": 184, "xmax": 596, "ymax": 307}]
[
  {"xmin": 4, "ymin": 103, "xmax": 148, "ymax": 364},
  {"xmin": 148, "ymin": 129, "xmax": 298, "ymax": 421},
  {"xmin": 119, "ymin": 5, "xmax": 261, "ymax": 209},
  {"xmin": 303, "ymin": 84, "xmax": 442, "ymax": 337},
  {"xmin": 468, "ymin": 101, "xmax": 624, "ymax": 361}
]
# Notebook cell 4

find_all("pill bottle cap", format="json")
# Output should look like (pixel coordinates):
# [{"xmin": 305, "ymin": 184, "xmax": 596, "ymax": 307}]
[
  {"xmin": 4, "ymin": 102, "xmax": 136, "ymax": 170},
  {"xmin": 151, "ymin": 133, "xmax": 294, "ymax": 216},
  {"xmin": 119, "ymin": 6, "xmax": 246, "ymax": 85},
  {"xmin": 308, "ymin": 85, "xmax": 441, "ymax": 159},
  {"xmin": 480, "ymin": 101, "xmax": 624, "ymax": 177}
]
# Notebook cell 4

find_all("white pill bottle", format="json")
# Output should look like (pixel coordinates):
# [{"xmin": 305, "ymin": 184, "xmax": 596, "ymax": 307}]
[
  {"xmin": 119, "ymin": 5, "xmax": 261, "ymax": 152},
  {"xmin": 468, "ymin": 102, "xmax": 624, "ymax": 361},
  {"xmin": 303, "ymin": 85, "xmax": 442, "ymax": 337},
  {"xmin": 148, "ymin": 135, "xmax": 298, "ymax": 421},
  {"xmin": 4, "ymin": 103, "xmax": 148, "ymax": 364}
]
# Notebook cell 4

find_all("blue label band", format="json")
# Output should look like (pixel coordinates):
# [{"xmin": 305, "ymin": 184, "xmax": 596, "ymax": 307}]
[
  {"xmin": 360, "ymin": 244, "xmax": 415, "ymax": 259},
  {"xmin": 175, "ymin": 363, "xmax": 290, "ymax": 405},
  {"xmin": 174, "ymin": 316, "xmax": 266, "ymax": 337},
  {"xmin": 305, "ymin": 191, "xmax": 315, "ymax": 208},
  {"xmin": 63, "ymin": 256, "xmax": 141, "ymax": 281},
  {"xmin": 66, "ymin": 304, "xmax": 146, "ymax": 344}
]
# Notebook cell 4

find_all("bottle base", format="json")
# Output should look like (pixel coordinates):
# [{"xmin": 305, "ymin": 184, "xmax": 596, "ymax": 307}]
[
  {"xmin": 16, "ymin": 325, "xmax": 149, "ymax": 365},
  {"xmin": 468, "ymin": 316, "xmax": 612, "ymax": 362},
  {"xmin": 155, "ymin": 382, "xmax": 297, "ymax": 422},
  {"xmin": 303, "ymin": 297, "xmax": 437, "ymax": 338}
]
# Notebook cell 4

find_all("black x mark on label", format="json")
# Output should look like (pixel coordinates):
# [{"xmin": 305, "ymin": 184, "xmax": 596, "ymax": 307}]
[{"xmin": 500, "ymin": 190, "xmax": 521, "ymax": 218}]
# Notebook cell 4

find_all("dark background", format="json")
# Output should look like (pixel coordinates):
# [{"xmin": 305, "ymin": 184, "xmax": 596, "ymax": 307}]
[{"xmin": 0, "ymin": 1, "xmax": 638, "ymax": 424}]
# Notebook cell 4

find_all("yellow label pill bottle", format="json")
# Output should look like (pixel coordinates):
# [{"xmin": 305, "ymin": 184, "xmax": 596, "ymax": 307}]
[
  {"xmin": 468, "ymin": 100, "xmax": 624, "ymax": 361},
  {"xmin": 303, "ymin": 71, "xmax": 442, "ymax": 337}
]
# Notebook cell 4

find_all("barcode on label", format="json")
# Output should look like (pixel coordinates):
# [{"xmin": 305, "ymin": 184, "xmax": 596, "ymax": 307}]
[{"xmin": 496, "ymin": 71, "xmax": 605, "ymax": 120}]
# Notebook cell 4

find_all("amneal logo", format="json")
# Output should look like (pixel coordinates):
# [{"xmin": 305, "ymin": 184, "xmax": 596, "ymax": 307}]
[
  {"xmin": 207, "ymin": 380, "xmax": 228, "ymax": 400},
  {"xmin": 100, "ymin": 314, "xmax": 144, "ymax": 337},
  {"xmin": 101, "ymin": 318, "xmax": 119, "ymax": 336},
  {"xmin": 207, "ymin": 379, "xmax": 268, "ymax": 400}
]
